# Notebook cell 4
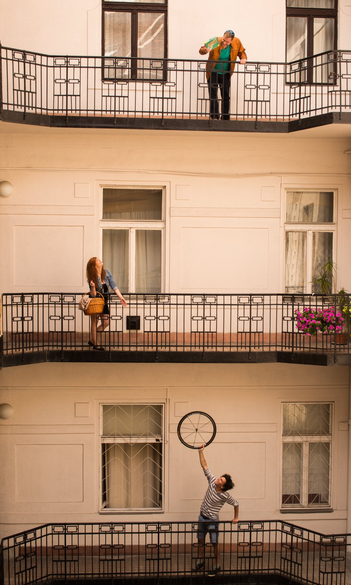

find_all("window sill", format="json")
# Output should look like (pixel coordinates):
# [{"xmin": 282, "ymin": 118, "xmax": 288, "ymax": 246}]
[
  {"xmin": 280, "ymin": 507, "xmax": 333, "ymax": 514},
  {"xmin": 99, "ymin": 508, "xmax": 164, "ymax": 514}
]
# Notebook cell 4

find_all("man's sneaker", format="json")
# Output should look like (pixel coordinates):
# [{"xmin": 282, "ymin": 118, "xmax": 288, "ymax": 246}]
[
  {"xmin": 208, "ymin": 565, "xmax": 221, "ymax": 577},
  {"xmin": 194, "ymin": 560, "xmax": 205, "ymax": 571}
]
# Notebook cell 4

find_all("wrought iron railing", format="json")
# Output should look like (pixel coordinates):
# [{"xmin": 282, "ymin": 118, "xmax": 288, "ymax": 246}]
[
  {"xmin": 0, "ymin": 293, "xmax": 350, "ymax": 364},
  {"xmin": 1, "ymin": 520, "xmax": 350, "ymax": 585},
  {"xmin": 1, "ymin": 45, "xmax": 350, "ymax": 124}
]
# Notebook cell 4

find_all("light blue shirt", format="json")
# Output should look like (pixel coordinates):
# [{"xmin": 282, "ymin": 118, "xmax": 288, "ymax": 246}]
[{"xmin": 89, "ymin": 269, "xmax": 118, "ymax": 294}]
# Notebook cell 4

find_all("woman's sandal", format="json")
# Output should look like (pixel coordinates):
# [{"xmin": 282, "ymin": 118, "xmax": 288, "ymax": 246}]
[{"xmin": 88, "ymin": 341, "xmax": 105, "ymax": 351}]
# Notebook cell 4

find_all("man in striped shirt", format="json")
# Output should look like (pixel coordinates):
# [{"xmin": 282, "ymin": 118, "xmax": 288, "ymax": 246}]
[{"xmin": 195, "ymin": 445, "xmax": 239, "ymax": 576}]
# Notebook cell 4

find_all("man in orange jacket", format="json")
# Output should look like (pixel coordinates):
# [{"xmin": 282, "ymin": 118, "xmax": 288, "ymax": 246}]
[{"xmin": 199, "ymin": 30, "xmax": 247, "ymax": 120}]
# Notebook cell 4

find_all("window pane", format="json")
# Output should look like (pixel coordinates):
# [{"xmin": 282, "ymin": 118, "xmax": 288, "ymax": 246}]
[
  {"xmin": 308, "ymin": 442, "xmax": 330, "ymax": 504},
  {"xmin": 285, "ymin": 231, "xmax": 306, "ymax": 293},
  {"xmin": 102, "ymin": 229, "xmax": 129, "ymax": 291},
  {"xmin": 103, "ymin": 404, "xmax": 163, "ymax": 437},
  {"xmin": 104, "ymin": 12, "xmax": 131, "ymax": 57},
  {"xmin": 103, "ymin": 443, "xmax": 162, "ymax": 508},
  {"xmin": 287, "ymin": 0, "xmax": 335, "ymax": 7},
  {"xmin": 287, "ymin": 17, "xmax": 307, "ymax": 62},
  {"xmin": 286, "ymin": 191, "xmax": 334, "ymax": 223},
  {"xmin": 283, "ymin": 404, "xmax": 331, "ymax": 436},
  {"xmin": 136, "ymin": 230, "xmax": 161, "ymax": 293},
  {"xmin": 138, "ymin": 12, "xmax": 165, "ymax": 59},
  {"xmin": 314, "ymin": 18, "xmax": 334, "ymax": 53},
  {"xmin": 313, "ymin": 18, "xmax": 335, "ymax": 83},
  {"xmin": 103, "ymin": 189, "xmax": 162, "ymax": 220},
  {"xmin": 312, "ymin": 232, "xmax": 333, "ymax": 293},
  {"xmin": 102, "ymin": 404, "xmax": 163, "ymax": 510},
  {"xmin": 282, "ymin": 443, "xmax": 302, "ymax": 505}
]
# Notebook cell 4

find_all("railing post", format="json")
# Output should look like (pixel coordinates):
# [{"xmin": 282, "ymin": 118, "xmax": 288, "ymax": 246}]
[
  {"xmin": 249, "ymin": 294, "xmax": 252, "ymax": 356},
  {"xmin": 60, "ymin": 294, "xmax": 64, "ymax": 357},
  {"xmin": 65, "ymin": 56, "xmax": 69, "ymax": 124},
  {"xmin": 291, "ymin": 294, "xmax": 295, "ymax": 356},
  {"xmin": 22, "ymin": 51, "xmax": 27, "ymax": 120}
]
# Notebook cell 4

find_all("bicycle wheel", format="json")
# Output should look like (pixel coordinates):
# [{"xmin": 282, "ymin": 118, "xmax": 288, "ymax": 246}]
[{"xmin": 177, "ymin": 411, "xmax": 216, "ymax": 449}]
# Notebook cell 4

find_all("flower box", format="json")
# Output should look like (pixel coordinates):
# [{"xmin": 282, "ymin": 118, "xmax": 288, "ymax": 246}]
[{"xmin": 294, "ymin": 307, "xmax": 344, "ymax": 337}]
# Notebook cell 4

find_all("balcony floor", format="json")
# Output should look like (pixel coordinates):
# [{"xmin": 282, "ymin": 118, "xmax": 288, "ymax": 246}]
[{"xmin": 2, "ymin": 109, "xmax": 351, "ymax": 134}]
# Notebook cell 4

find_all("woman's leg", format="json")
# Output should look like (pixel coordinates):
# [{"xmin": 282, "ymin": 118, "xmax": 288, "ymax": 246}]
[
  {"xmin": 96, "ymin": 315, "xmax": 110, "ymax": 346},
  {"xmin": 90, "ymin": 315, "xmax": 97, "ymax": 345}
]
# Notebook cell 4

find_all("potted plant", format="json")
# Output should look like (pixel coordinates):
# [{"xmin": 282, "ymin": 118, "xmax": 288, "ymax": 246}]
[
  {"xmin": 311, "ymin": 259, "xmax": 335, "ymax": 295},
  {"xmin": 336, "ymin": 287, "xmax": 350, "ymax": 344},
  {"xmin": 294, "ymin": 306, "xmax": 344, "ymax": 337}
]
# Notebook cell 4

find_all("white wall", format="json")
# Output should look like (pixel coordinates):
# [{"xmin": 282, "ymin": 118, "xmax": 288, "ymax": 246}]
[
  {"xmin": 0, "ymin": 361, "xmax": 349, "ymax": 540},
  {"xmin": 1, "ymin": 127, "xmax": 351, "ymax": 295},
  {"xmin": 1, "ymin": 1, "xmax": 351, "ymax": 60}
]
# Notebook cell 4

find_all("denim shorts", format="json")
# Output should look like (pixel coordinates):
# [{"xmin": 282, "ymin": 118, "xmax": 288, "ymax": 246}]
[{"xmin": 197, "ymin": 514, "xmax": 219, "ymax": 544}]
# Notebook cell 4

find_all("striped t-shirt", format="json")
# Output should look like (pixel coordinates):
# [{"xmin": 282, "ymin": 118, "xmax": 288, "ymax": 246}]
[{"xmin": 200, "ymin": 468, "xmax": 239, "ymax": 520}]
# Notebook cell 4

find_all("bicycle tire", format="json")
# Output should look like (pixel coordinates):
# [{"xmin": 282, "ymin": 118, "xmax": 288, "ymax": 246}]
[{"xmin": 177, "ymin": 411, "xmax": 217, "ymax": 449}]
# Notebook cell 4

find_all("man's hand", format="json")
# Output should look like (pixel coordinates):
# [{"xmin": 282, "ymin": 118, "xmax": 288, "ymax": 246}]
[
  {"xmin": 240, "ymin": 58, "xmax": 247, "ymax": 64},
  {"xmin": 232, "ymin": 518, "xmax": 239, "ymax": 525}
]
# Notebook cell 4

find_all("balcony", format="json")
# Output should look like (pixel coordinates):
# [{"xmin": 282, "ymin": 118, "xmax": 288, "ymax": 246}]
[
  {"xmin": 1, "ymin": 293, "xmax": 350, "ymax": 367},
  {"xmin": 0, "ymin": 46, "xmax": 351, "ymax": 132},
  {"xmin": 1, "ymin": 520, "xmax": 350, "ymax": 585}
]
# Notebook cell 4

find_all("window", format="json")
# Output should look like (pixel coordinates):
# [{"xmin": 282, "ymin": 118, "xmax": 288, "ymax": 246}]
[
  {"xmin": 102, "ymin": 0, "xmax": 167, "ymax": 79},
  {"xmin": 282, "ymin": 403, "xmax": 332, "ymax": 508},
  {"xmin": 286, "ymin": 0, "xmax": 337, "ymax": 83},
  {"xmin": 101, "ymin": 404, "xmax": 163, "ymax": 511},
  {"xmin": 285, "ymin": 190, "xmax": 335, "ymax": 294},
  {"xmin": 101, "ymin": 187, "xmax": 164, "ymax": 293}
]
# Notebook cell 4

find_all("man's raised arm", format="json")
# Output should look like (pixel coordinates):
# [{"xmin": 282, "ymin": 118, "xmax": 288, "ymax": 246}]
[{"xmin": 198, "ymin": 445, "xmax": 208, "ymax": 470}]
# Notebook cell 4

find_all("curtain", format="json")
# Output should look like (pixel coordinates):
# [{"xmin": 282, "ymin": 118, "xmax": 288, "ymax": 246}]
[
  {"xmin": 104, "ymin": 443, "xmax": 162, "ymax": 509},
  {"xmin": 308, "ymin": 442, "xmax": 330, "ymax": 504},
  {"xmin": 103, "ymin": 230, "xmax": 129, "ymax": 292},
  {"xmin": 283, "ymin": 403, "xmax": 331, "ymax": 436},
  {"xmin": 285, "ymin": 231, "xmax": 306, "ymax": 293},
  {"xmin": 282, "ymin": 443, "xmax": 302, "ymax": 503},
  {"xmin": 287, "ymin": 1, "xmax": 334, "ymax": 7}
]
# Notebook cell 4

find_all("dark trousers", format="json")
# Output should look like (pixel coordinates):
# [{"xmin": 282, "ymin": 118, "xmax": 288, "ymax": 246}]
[{"xmin": 207, "ymin": 71, "xmax": 231, "ymax": 120}]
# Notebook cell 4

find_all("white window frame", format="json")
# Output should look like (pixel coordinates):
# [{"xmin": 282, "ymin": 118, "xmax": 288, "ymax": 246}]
[
  {"xmin": 99, "ymin": 185, "xmax": 166, "ymax": 293},
  {"xmin": 100, "ymin": 402, "xmax": 165, "ymax": 513},
  {"xmin": 281, "ymin": 402, "xmax": 333, "ymax": 510},
  {"xmin": 284, "ymin": 189, "xmax": 336, "ymax": 294}
]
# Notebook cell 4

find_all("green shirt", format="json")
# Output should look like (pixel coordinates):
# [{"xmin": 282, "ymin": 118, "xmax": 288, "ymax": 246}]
[{"xmin": 214, "ymin": 45, "xmax": 231, "ymax": 74}]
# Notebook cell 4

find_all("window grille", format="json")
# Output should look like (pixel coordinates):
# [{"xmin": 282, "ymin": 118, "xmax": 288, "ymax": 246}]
[
  {"xmin": 101, "ymin": 404, "xmax": 163, "ymax": 511},
  {"xmin": 282, "ymin": 403, "xmax": 332, "ymax": 508}
]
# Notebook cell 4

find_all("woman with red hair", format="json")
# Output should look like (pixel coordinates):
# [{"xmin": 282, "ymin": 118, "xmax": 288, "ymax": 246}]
[{"xmin": 86, "ymin": 257, "xmax": 127, "ymax": 350}]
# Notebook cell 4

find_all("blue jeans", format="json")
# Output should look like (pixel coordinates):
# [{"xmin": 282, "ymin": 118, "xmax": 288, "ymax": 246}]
[{"xmin": 197, "ymin": 514, "xmax": 219, "ymax": 544}]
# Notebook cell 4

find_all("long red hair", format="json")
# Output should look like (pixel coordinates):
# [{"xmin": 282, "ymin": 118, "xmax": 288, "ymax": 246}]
[{"xmin": 86, "ymin": 257, "xmax": 106, "ymax": 287}]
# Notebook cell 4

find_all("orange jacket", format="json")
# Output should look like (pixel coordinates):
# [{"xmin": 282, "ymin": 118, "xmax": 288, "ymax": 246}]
[{"xmin": 199, "ymin": 37, "xmax": 247, "ymax": 79}]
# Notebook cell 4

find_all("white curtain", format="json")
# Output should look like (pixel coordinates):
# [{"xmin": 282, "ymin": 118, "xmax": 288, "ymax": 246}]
[
  {"xmin": 308, "ymin": 443, "xmax": 330, "ymax": 504},
  {"xmin": 104, "ymin": 443, "xmax": 162, "ymax": 509},
  {"xmin": 282, "ymin": 443, "xmax": 302, "ymax": 502},
  {"xmin": 287, "ymin": 1, "xmax": 334, "ymax": 7}
]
